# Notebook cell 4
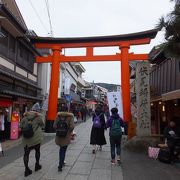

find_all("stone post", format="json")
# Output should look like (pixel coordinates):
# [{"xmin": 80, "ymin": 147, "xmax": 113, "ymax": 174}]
[{"xmin": 136, "ymin": 62, "xmax": 151, "ymax": 136}]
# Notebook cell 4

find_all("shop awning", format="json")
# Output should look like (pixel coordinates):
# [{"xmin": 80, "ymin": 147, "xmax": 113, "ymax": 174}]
[
  {"xmin": 0, "ymin": 99, "xmax": 12, "ymax": 107},
  {"xmin": 150, "ymin": 97, "xmax": 162, "ymax": 102},
  {"xmin": 162, "ymin": 89, "xmax": 180, "ymax": 101},
  {"xmin": 87, "ymin": 101, "xmax": 97, "ymax": 105}
]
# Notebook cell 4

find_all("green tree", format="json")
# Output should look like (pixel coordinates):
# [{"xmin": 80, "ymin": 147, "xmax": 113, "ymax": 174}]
[{"xmin": 157, "ymin": 0, "xmax": 180, "ymax": 56}]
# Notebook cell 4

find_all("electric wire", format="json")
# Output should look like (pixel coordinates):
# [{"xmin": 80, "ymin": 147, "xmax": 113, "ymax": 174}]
[
  {"xmin": 29, "ymin": 0, "xmax": 49, "ymax": 34},
  {"xmin": 45, "ymin": 0, "xmax": 54, "ymax": 37}
]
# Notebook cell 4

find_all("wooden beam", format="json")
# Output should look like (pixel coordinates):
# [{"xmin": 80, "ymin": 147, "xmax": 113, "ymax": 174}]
[
  {"xmin": 86, "ymin": 47, "xmax": 93, "ymax": 56},
  {"xmin": 34, "ymin": 38, "xmax": 151, "ymax": 49},
  {"xmin": 36, "ymin": 55, "xmax": 53, "ymax": 63},
  {"xmin": 129, "ymin": 54, "xmax": 148, "ymax": 60},
  {"xmin": 60, "ymin": 54, "xmax": 121, "ymax": 62},
  {"xmin": 36, "ymin": 53, "xmax": 148, "ymax": 63}
]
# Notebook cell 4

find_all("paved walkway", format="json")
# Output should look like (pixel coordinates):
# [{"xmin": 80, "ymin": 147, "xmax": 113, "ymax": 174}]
[{"xmin": 0, "ymin": 118, "xmax": 123, "ymax": 180}]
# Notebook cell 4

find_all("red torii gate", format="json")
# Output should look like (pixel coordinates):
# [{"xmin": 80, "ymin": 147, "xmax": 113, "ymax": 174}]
[{"xmin": 30, "ymin": 29, "xmax": 158, "ymax": 133}]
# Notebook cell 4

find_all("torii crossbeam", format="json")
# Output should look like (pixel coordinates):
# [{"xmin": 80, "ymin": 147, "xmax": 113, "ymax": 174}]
[{"xmin": 30, "ymin": 29, "xmax": 158, "ymax": 134}]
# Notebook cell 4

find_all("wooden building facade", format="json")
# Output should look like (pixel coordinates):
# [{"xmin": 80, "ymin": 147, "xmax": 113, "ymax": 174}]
[
  {"xmin": 149, "ymin": 46, "xmax": 180, "ymax": 135},
  {"xmin": 0, "ymin": 1, "xmax": 42, "ymax": 140}
]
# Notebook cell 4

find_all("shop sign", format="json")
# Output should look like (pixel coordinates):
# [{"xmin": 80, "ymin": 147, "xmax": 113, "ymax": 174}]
[
  {"xmin": 11, "ymin": 111, "xmax": 19, "ymax": 122},
  {"xmin": 10, "ymin": 111, "xmax": 19, "ymax": 140},
  {"xmin": 10, "ymin": 122, "xmax": 19, "ymax": 140}
]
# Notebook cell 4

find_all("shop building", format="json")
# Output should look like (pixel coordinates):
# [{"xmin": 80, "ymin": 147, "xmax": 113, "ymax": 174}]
[
  {"xmin": 0, "ymin": 1, "xmax": 43, "ymax": 140},
  {"xmin": 149, "ymin": 45, "xmax": 180, "ymax": 135},
  {"xmin": 129, "ymin": 49, "xmax": 180, "ymax": 136}
]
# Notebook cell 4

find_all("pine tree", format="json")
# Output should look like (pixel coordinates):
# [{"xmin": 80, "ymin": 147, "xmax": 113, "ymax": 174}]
[{"xmin": 157, "ymin": 0, "xmax": 180, "ymax": 57}]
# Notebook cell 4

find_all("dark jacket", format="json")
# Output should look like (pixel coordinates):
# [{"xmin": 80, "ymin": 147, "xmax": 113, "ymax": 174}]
[
  {"xmin": 164, "ymin": 126, "xmax": 179, "ymax": 144},
  {"xmin": 90, "ymin": 111, "xmax": 106, "ymax": 145},
  {"xmin": 106, "ymin": 114, "xmax": 124, "ymax": 128},
  {"xmin": 106, "ymin": 113, "xmax": 124, "ymax": 136}
]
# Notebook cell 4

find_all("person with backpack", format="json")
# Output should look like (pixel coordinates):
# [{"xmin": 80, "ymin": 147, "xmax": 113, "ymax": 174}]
[
  {"xmin": 106, "ymin": 107, "xmax": 124, "ymax": 165},
  {"xmin": 90, "ymin": 105, "xmax": 107, "ymax": 154},
  {"xmin": 20, "ymin": 103, "xmax": 44, "ymax": 177},
  {"xmin": 53, "ymin": 106, "xmax": 74, "ymax": 172}
]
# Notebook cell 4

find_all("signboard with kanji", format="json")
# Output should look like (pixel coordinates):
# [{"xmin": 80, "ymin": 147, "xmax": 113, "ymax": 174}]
[
  {"xmin": 107, "ymin": 91, "xmax": 123, "ymax": 118},
  {"xmin": 136, "ymin": 62, "xmax": 151, "ymax": 136}
]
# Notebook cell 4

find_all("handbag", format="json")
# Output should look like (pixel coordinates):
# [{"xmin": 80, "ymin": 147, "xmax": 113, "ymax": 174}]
[
  {"xmin": 148, "ymin": 147, "xmax": 160, "ymax": 159},
  {"xmin": 158, "ymin": 148, "xmax": 171, "ymax": 164}
]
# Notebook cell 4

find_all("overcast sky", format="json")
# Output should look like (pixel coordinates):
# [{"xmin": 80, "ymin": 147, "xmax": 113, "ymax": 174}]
[{"xmin": 16, "ymin": 0, "xmax": 173, "ymax": 84}]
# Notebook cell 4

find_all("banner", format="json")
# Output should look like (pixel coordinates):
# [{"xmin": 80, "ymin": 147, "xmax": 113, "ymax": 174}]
[
  {"xmin": 42, "ymin": 96, "xmax": 49, "ymax": 111},
  {"xmin": 107, "ymin": 91, "xmax": 123, "ymax": 118},
  {"xmin": 64, "ymin": 78, "xmax": 71, "ymax": 95}
]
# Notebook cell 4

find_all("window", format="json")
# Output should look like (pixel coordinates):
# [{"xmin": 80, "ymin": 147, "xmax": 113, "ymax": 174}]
[
  {"xmin": 17, "ymin": 42, "xmax": 34, "ymax": 72},
  {"xmin": 23, "ymin": 48, "xmax": 29, "ymax": 67},
  {"xmin": 28, "ymin": 52, "xmax": 34, "ymax": 73},
  {"xmin": 9, "ymin": 34, "xmax": 16, "ymax": 61},
  {"xmin": 17, "ymin": 42, "xmax": 23, "ymax": 65},
  {"xmin": 0, "ymin": 28, "xmax": 8, "ymax": 57},
  {"xmin": 19, "ymin": 44, "xmax": 24, "ymax": 58},
  {"xmin": 0, "ymin": 27, "xmax": 35, "ymax": 73}
]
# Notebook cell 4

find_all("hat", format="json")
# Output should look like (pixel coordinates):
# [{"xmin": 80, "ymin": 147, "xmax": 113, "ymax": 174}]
[{"xmin": 31, "ymin": 103, "xmax": 41, "ymax": 112}]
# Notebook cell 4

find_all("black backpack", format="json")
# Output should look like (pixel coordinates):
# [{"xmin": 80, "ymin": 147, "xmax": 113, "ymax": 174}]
[
  {"xmin": 56, "ymin": 117, "xmax": 69, "ymax": 137},
  {"xmin": 22, "ymin": 116, "xmax": 36, "ymax": 139}
]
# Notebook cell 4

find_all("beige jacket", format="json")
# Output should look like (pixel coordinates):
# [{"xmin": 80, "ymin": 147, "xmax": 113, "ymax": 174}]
[{"xmin": 53, "ymin": 112, "xmax": 74, "ymax": 147}]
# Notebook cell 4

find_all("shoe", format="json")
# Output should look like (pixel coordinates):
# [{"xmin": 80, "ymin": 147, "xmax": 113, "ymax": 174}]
[
  {"xmin": 35, "ymin": 163, "xmax": 42, "ymax": 171},
  {"xmin": 58, "ymin": 166, "xmax": 62, "ymax": 172},
  {"xmin": 111, "ymin": 159, "xmax": 115, "ymax": 165},
  {"xmin": 63, "ymin": 161, "xmax": 66, "ymax": 167},
  {"xmin": 117, "ymin": 159, "xmax": 121, "ymax": 165},
  {"xmin": 92, "ymin": 149, "xmax": 96, "ymax": 154},
  {"xmin": 24, "ymin": 168, "xmax": 32, "ymax": 177}
]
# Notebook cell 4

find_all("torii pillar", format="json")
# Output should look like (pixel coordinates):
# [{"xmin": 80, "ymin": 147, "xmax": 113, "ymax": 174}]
[{"xmin": 30, "ymin": 29, "xmax": 158, "ymax": 135}]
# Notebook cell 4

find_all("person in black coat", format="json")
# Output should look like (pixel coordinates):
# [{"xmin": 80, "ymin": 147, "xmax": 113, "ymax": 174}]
[
  {"xmin": 90, "ymin": 106, "xmax": 107, "ymax": 154},
  {"xmin": 164, "ymin": 118, "xmax": 180, "ymax": 162}
]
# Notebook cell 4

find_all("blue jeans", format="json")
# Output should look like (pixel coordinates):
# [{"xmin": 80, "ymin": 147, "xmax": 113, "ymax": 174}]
[
  {"xmin": 110, "ymin": 135, "xmax": 122, "ymax": 160},
  {"xmin": 59, "ymin": 145, "xmax": 68, "ymax": 169}
]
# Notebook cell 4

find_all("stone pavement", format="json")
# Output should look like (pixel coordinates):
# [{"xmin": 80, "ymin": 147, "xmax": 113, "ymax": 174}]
[
  {"xmin": 1, "ymin": 138, "xmax": 22, "ymax": 151},
  {"xmin": 0, "ymin": 118, "xmax": 123, "ymax": 180}
]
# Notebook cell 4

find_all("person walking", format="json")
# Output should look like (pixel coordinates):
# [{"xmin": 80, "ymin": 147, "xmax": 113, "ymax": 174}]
[
  {"xmin": 0, "ymin": 112, "xmax": 5, "ymax": 142},
  {"xmin": 53, "ymin": 107, "xmax": 75, "ymax": 172},
  {"xmin": 106, "ymin": 107, "xmax": 124, "ymax": 165},
  {"xmin": 90, "ymin": 105, "xmax": 107, "ymax": 153},
  {"xmin": 20, "ymin": 103, "xmax": 44, "ymax": 177},
  {"xmin": 81, "ymin": 105, "xmax": 87, "ymax": 122}
]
